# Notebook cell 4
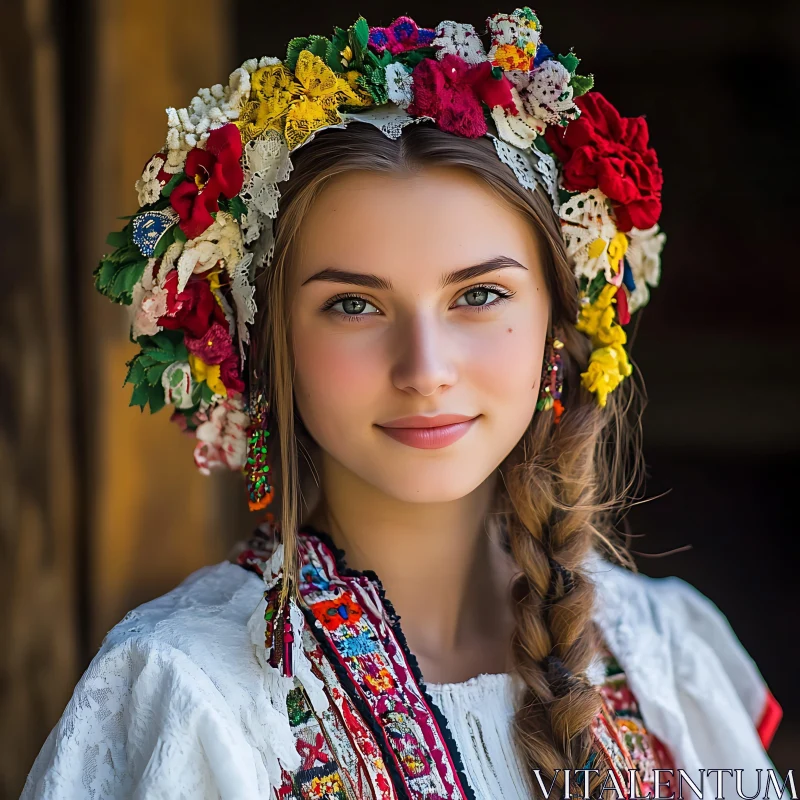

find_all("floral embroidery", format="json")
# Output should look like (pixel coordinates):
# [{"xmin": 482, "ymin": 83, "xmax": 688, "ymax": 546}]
[
  {"xmin": 236, "ymin": 51, "xmax": 371, "ymax": 149},
  {"xmin": 368, "ymin": 16, "xmax": 437, "ymax": 55},
  {"xmin": 432, "ymin": 21, "xmax": 487, "ymax": 65},
  {"xmin": 97, "ymin": 8, "xmax": 665, "ymax": 469},
  {"xmin": 407, "ymin": 54, "xmax": 515, "ymax": 138}
]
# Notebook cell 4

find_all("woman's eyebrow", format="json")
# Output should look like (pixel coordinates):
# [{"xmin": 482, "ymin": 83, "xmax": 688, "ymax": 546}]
[{"xmin": 300, "ymin": 256, "xmax": 527, "ymax": 291}]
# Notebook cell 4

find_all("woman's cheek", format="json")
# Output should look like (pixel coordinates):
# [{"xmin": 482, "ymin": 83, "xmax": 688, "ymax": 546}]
[
  {"xmin": 294, "ymin": 327, "xmax": 382, "ymax": 433},
  {"xmin": 462, "ymin": 321, "xmax": 542, "ymax": 400}
]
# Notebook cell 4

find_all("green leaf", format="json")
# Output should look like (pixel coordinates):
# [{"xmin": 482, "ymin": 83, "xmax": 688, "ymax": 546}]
[
  {"xmin": 533, "ymin": 137, "xmax": 554, "ymax": 156},
  {"xmin": 160, "ymin": 172, "xmax": 185, "ymax": 198},
  {"xmin": 147, "ymin": 382, "xmax": 166, "ymax": 414},
  {"xmin": 587, "ymin": 270, "xmax": 608, "ymax": 303},
  {"xmin": 125, "ymin": 357, "xmax": 145, "ymax": 387},
  {"xmin": 307, "ymin": 35, "xmax": 331, "ymax": 62},
  {"xmin": 331, "ymin": 27, "xmax": 348, "ymax": 54},
  {"xmin": 397, "ymin": 48, "xmax": 435, "ymax": 69},
  {"xmin": 146, "ymin": 362, "xmax": 169, "ymax": 386},
  {"xmin": 285, "ymin": 36, "xmax": 309, "ymax": 71},
  {"xmin": 325, "ymin": 39, "xmax": 343, "ymax": 71},
  {"xmin": 110, "ymin": 260, "xmax": 147, "ymax": 304},
  {"xmin": 174, "ymin": 338, "xmax": 189, "ymax": 362},
  {"xmin": 129, "ymin": 383, "xmax": 150, "ymax": 409},
  {"xmin": 174, "ymin": 226, "xmax": 187, "ymax": 244},
  {"xmin": 145, "ymin": 346, "xmax": 177, "ymax": 364},
  {"xmin": 152, "ymin": 224, "xmax": 176, "ymax": 258},
  {"xmin": 200, "ymin": 381, "xmax": 215, "ymax": 404},
  {"xmin": 286, "ymin": 35, "xmax": 331, "ymax": 70},
  {"xmin": 220, "ymin": 195, "xmax": 247, "ymax": 222},
  {"xmin": 106, "ymin": 230, "xmax": 129, "ymax": 248},
  {"xmin": 571, "ymin": 73, "xmax": 594, "ymax": 97},
  {"xmin": 557, "ymin": 52, "xmax": 580, "ymax": 75},
  {"xmin": 352, "ymin": 17, "xmax": 369, "ymax": 50},
  {"xmin": 94, "ymin": 257, "xmax": 118, "ymax": 293}
]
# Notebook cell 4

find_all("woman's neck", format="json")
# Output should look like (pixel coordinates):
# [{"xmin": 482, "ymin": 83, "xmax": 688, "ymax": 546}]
[{"xmin": 304, "ymin": 453, "xmax": 520, "ymax": 684}]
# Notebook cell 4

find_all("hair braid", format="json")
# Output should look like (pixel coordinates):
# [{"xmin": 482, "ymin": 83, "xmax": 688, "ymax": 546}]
[{"xmin": 500, "ymin": 329, "xmax": 616, "ymax": 799}]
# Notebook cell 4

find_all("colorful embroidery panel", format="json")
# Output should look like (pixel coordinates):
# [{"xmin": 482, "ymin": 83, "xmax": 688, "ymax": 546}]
[
  {"xmin": 238, "ymin": 528, "xmax": 675, "ymax": 800},
  {"xmin": 297, "ymin": 531, "xmax": 474, "ymax": 800},
  {"xmin": 593, "ymin": 643, "xmax": 676, "ymax": 798}
]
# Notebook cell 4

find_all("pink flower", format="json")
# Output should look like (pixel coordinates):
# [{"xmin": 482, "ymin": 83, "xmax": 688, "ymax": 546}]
[
  {"xmin": 407, "ymin": 55, "xmax": 516, "ymax": 138},
  {"xmin": 368, "ymin": 16, "xmax": 436, "ymax": 55},
  {"xmin": 193, "ymin": 395, "xmax": 250, "ymax": 474}
]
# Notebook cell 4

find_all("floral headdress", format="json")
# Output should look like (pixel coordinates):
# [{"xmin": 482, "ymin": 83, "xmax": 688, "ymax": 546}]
[{"xmin": 95, "ymin": 7, "xmax": 664, "ymax": 498}]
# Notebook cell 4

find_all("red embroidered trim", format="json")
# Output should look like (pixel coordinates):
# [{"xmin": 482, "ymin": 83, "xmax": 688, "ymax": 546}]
[{"xmin": 757, "ymin": 690, "xmax": 783, "ymax": 749}]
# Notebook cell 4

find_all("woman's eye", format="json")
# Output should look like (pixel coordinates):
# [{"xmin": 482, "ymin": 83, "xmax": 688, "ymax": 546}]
[
  {"xmin": 326, "ymin": 296, "xmax": 380, "ymax": 316},
  {"xmin": 453, "ymin": 286, "xmax": 511, "ymax": 309}
]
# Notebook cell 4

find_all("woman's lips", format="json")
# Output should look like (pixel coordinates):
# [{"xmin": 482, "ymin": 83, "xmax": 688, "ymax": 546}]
[{"xmin": 376, "ymin": 416, "xmax": 479, "ymax": 450}]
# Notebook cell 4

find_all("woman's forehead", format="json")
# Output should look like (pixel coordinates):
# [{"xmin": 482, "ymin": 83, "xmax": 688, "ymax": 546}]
[{"xmin": 293, "ymin": 167, "xmax": 543, "ymax": 285}]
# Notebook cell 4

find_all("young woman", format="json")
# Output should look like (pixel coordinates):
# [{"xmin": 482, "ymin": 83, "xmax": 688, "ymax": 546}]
[{"xmin": 24, "ymin": 9, "xmax": 783, "ymax": 800}]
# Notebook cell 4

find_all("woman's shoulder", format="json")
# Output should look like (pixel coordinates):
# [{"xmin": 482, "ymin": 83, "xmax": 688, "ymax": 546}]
[
  {"xmin": 101, "ymin": 560, "xmax": 263, "ymax": 654},
  {"xmin": 23, "ymin": 562, "xmax": 272, "ymax": 800},
  {"xmin": 588, "ymin": 553, "xmax": 782, "ymax": 772}
]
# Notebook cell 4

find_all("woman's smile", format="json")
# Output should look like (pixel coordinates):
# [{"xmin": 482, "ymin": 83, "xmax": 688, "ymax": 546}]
[{"xmin": 375, "ymin": 414, "xmax": 480, "ymax": 449}]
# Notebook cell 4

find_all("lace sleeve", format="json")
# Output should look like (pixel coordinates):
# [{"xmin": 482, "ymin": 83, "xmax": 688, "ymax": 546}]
[{"xmin": 22, "ymin": 636, "xmax": 266, "ymax": 800}]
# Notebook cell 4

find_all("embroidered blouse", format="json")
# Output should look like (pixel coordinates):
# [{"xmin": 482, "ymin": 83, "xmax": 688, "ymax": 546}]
[{"xmin": 22, "ymin": 529, "xmax": 782, "ymax": 800}]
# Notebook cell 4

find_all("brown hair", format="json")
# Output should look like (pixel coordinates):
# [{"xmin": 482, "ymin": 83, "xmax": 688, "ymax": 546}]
[{"xmin": 254, "ymin": 121, "xmax": 643, "ymax": 798}]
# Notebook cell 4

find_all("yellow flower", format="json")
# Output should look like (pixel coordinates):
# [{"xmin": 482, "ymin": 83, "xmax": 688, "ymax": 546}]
[
  {"xmin": 491, "ymin": 43, "xmax": 533, "ymax": 72},
  {"xmin": 188, "ymin": 354, "xmax": 226, "ymax": 396},
  {"xmin": 580, "ymin": 344, "xmax": 633, "ymax": 408},
  {"xmin": 236, "ymin": 50, "xmax": 372, "ymax": 149},
  {"xmin": 607, "ymin": 232, "xmax": 629, "ymax": 275},
  {"xmin": 576, "ymin": 284, "xmax": 617, "ymax": 339}
]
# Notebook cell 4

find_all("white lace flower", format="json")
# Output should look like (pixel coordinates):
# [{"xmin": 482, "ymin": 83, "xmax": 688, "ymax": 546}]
[
  {"xmin": 162, "ymin": 362, "xmax": 195, "ymax": 410},
  {"xmin": 135, "ymin": 154, "xmax": 166, "ymax": 207},
  {"xmin": 193, "ymin": 395, "xmax": 250, "ymax": 474},
  {"xmin": 231, "ymin": 253, "xmax": 256, "ymax": 358},
  {"xmin": 384, "ymin": 63, "xmax": 414, "ymax": 109},
  {"xmin": 559, "ymin": 189, "xmax": 624, "ymax": 283},
  {"xmin": 168, "ymin": 211, "xmax": 244, "ymax": 292},
  {"xmin": 241, "ymin": 131, "xmax": 293, "ymax": 220},
  {"xmin": 130, "ymin": 260, "xmax": 168, "ymax": 337},
  {"xmin": 491, "ymin": 87, "xmax": 546, "ymax": 149},
  {"xmin": 432, "ymin": 21, "xmax": 487, "ymax": 65},
  {"xmin": 626, "ymin": 225, "xmax": 666, "ymax": 312},
  {"xmin": 164, "ymin": 63, "xmax": 258, "ymax": 173},
  {"xmin": 486, "ymin": 10, "xmax": 541, "ymax": 66},
  {"xmin": 520, "ymin": 60, "xmax": 580, "ymax": 126}
]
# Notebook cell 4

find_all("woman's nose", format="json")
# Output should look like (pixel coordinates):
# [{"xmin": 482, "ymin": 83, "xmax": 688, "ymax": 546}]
[{"xmin": 389, "ymin": 310, "xmax": 459, "ymax": 397}]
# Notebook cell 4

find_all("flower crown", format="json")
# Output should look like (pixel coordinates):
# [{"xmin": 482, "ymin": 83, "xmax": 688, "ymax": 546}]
[{"xmin": 95, "ymin": 7, "xmax": 664, "ymax": 482}]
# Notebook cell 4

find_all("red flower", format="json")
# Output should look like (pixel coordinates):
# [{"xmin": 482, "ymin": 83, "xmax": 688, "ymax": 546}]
[
  {"xmin": 219, "ymin": 356, "xmax": 245, "ymax": 394},
  {"xmin": 170, "ymin": 124, "xmax": 244, "ymax": 239},
  {"xmin": 407, "ymin": 55, "xmax": 516, "ymax": 139},
  {"xmin": 545, "ymin": 92, "xmax": 663, "ymax": 232},
  {"xmin": 158, "ymin": 272, "xmax": 225, "ymax": 339},
  {"xmin": 185, "ymin": 321, "xmax": 234, "ymax": 365}
]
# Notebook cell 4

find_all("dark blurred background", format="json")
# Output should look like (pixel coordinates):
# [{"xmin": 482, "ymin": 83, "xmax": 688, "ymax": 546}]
[{"xmin": 1, "ymin": 0, "xmax": 797, "ymax": 797}]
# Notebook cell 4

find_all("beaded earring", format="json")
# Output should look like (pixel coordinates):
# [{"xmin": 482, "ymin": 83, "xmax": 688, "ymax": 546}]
[
  {"xmin": 536, "ymin": 333, "xmax": 565, "ymax": 424},
  {"xmin": 244, "ymin": 358, "xmax": 275, "ymax": 514}
]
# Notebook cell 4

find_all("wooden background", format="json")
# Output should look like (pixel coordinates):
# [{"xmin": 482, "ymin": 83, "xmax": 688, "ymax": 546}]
[{"xmin": 2, "ymin": 0, "xmax": 797, "ymax": 796}]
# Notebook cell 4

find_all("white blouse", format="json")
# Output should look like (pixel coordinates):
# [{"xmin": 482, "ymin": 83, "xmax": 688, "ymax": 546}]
[
  {"xmin": 22, "ymin": 556, "xmax": 780, "ymax": 800},
  {"xmin": 427, "ymin": 672, "xmax": 531, "ymax": 799}
]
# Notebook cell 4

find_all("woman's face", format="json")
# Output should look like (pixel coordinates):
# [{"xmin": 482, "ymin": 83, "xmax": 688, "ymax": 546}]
[{"xmin": 289, "ymin": 165, "xmax": 550, "ymax": 503}]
